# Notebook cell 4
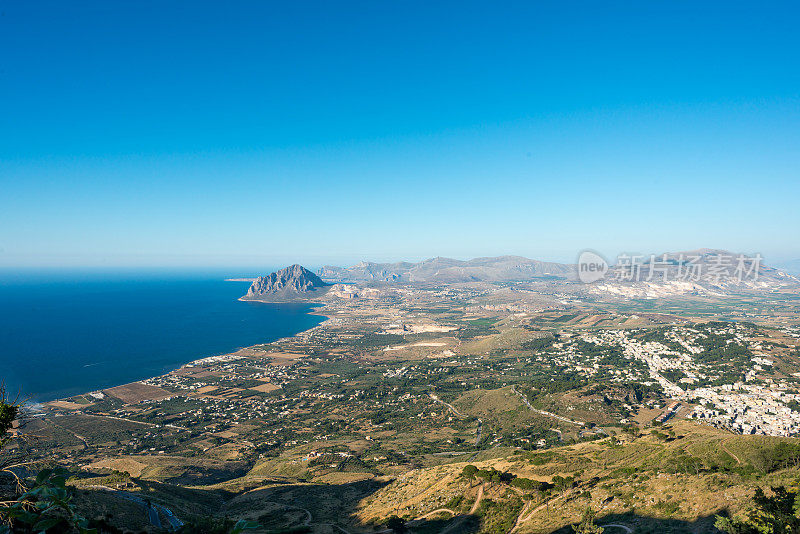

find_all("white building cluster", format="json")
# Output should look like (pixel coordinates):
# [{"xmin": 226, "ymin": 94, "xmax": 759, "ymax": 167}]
[{"xmin": 553, "ymin": 323, "xmax": 800, "ymax": 437}]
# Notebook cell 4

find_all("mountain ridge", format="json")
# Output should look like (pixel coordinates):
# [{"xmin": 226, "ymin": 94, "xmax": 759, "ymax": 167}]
[{"xmin": 318, "ymin": 255, "xmax": 576, "ymax": 283}]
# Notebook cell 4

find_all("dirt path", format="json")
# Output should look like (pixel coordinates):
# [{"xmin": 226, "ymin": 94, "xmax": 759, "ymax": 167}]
[
  {"xmin": 509, "ymin": 501, "xmax": 532, "ymax": 534},
  {"xmin": 433, "ymin": 484, "xmax": 486, "ymax": 534},
  {"xmin": 428, "ymin": 393, "xmax": 483, "ymax": 446},
  {"xmin": 721, "ymin": 439, "xmax": 742, "ymax": 465},
  {"xmin": 232, "ymin": 487, "xmax": 319, "ymax": 531},
  {"xmin": 413, "ymin": 508, "xmax": 455, "ymax": 520},
  {"xmin": 512, "ymin": 387, "xmax": 584, "ymax": 426},
  {"xmin": 508, "ymin": 489, "xmax": 631, "ymax": 534},
  {"xmin": 415, "ymin": 481, "xmax": 487, "ymax": 532},
  {"xmin": 469, "ymin": 483, "xmax": 485, "ymax": 514},
  {"xmin": 101, "ymin": 414, "xmax": 189, "ymax": 431},
  {"xmin": 47, "ymin": 420, "xmax": 89, "ymax": 449},
  {"xmin": 429, "ymin": 393, "xmax": 465, "ymax": 418},
  {"xmin": 510, "ymin": 490, "xmax": 573, "ymax": 533},
  {"xmin": 601, "ymin": 524, "xmax": 633, "ymax": 533}
]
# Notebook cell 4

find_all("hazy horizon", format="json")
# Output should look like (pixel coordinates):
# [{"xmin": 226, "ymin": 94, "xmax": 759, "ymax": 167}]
[{"xmin": 2, "ymin": 249, "xmax": 798, "ymax": 277}]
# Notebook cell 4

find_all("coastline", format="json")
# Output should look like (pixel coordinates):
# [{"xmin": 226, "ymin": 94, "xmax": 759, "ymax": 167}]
[{"xmin": 44, "ymin": 298, "xmax": 334, "ymax": 406}]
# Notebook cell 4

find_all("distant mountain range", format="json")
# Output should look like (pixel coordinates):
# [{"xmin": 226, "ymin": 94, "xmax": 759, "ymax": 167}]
[
  {"xmin": 590, "ymin": 248, "xmax": 800, "ymax": 298},
  {"xmin": 317, "ymin": 255, "xmax": 575, "ymax": 283},
  {"xmin": 241, "ymin": 251, "xmax": 798, "ymax": 301}
]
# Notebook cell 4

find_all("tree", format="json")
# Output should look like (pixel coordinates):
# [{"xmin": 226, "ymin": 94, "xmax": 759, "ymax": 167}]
[
  {"xmin": 0, "ymin": 386, "xmax": 98, "ymax": 533},
  {"xmin": 552, "ymin": 474, "xmax": 575, "ymax": 491},
  {"xmin": 387, "ymin": 515, "xmax": 406, "ymax": 533},
  {"xmin": 715, "ymin": 486, "xmax": 800, "ymax": 534},
  {"xmin": 0, "ymin": 468, "xmax": 98, "ymax": 533},
  {"xmin": 461, "ymin": 464, "xmax": 478, "ymax": 485},
  {"xmin": 0, "ymin": 384, "xmax": 23, "ymax": 488},
  {"xmin": 573, "ymin": 508, "xmax": 604, "ymax": 534},
  {"xmin": 510, "ymin": 477, "xmax": 537, "ymax": 490},
  {"xmin": 0, "ymin": 385, "xmax": 18, "ymax": 450}
]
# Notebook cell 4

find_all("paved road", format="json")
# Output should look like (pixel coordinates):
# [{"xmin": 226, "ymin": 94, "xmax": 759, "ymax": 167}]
[
  {"xmin": 147, "ymin": 504, "xmax": 161, "ymax": 529},
  {"xmin": 91, "ymin": 486, "xmax": 183, "ymax": 531},
  {"xmin": 155, "ymin": 503, "xmax": 184, "ymax": 529},
  {"xmin": 94, "ymin": 414, "xmax": 189, "ymax": 431},
  {"xmin": 431, "ymin": 450, "xmax": 482, "ymax": 457}
]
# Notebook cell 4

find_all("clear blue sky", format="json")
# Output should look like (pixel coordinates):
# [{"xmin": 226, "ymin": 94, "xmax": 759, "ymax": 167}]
[{"xmin": 1, "ymin": 1, "xmax": 798, "ymax": 269}]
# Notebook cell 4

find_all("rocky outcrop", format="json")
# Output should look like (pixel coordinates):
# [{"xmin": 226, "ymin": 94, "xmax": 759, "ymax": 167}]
[
  {"xmin": 243, "ymin": 265, "xmax": 330, "ymax": 300},
  {"xmin": 327, "ymin": 284, "xmax": 383, "ymax": 299}
]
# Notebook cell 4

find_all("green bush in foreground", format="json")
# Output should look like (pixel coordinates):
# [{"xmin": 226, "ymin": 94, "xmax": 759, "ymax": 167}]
[
  {"xmin": 0, "ymin": 468, "xmax": 97, "ymax": 534},
  {"xmin": 715, "ymin": 486, "xmax": 800, "ymax": 534}
]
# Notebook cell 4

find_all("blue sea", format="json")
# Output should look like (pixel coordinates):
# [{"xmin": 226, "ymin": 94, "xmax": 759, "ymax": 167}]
[{"xmin": 0, "ymin": 270, "xmax": 324, "ymax": 402}]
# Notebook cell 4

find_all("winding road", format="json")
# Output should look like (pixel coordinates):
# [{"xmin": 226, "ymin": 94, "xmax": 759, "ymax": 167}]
[
  {"xmin": 91, "ymin": 487, "xmax": 183, "ymax": 530},
  {"xmin": 429, "ymin": 393, "xmax": 483, "ymax": 446}
]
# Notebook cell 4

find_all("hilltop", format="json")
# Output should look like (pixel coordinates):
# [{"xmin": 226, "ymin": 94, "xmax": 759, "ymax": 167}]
[
  {"xmin": 33, "ymin": 419, "xmax": 800, "ymax": 533},
  {"xmin": 241, "ymin": 264, "xmax": 330, "ymax": 302},
  {"xmin": 355, "ymin": 419, "xmax": 800, "ymax": 533}
]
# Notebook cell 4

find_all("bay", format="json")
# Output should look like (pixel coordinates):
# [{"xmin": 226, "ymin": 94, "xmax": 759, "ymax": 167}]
[{"xmin": 0, "ymin": 270, "xmax": 324, "ymax": 401}]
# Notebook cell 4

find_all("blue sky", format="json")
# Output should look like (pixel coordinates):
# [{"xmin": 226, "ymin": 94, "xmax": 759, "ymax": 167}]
[{"xmin": 1, "ymin": 1, "xmax": 798, "ymax": 268}]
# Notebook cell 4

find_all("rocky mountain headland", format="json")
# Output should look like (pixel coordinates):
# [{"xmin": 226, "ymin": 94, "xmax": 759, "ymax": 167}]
[{"xmin": 241, "ymin": 264, "xmax": 330, "ymax": 302}]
